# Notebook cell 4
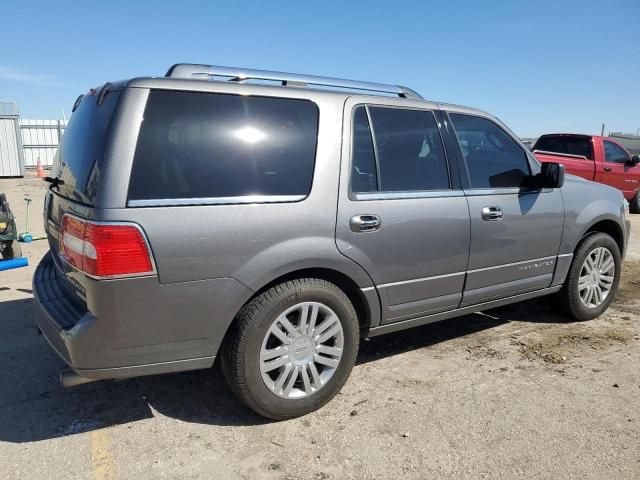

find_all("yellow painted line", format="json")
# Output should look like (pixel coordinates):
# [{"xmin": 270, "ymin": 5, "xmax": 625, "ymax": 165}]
[{"xmin": 90, "ymin": 429, "xmax": 117, "ymax": 480}]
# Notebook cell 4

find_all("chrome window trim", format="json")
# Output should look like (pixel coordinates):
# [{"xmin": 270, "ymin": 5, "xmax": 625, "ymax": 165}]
[
  {"xmin": 127, "ymin": 195, "xmax": 307, "ymax": 207},
  {"xmin": 464, "ymin": 187, "xmax": 525, "ymax": 196},
  {"xmin": 354, "ymin": 190, "xmax": 464, "ymax": 201}
]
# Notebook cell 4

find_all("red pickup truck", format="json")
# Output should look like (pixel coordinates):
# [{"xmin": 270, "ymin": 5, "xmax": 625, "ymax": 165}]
[{"xmin": 533, "ymin": 134, "xmax": 640, "ymax": 212}]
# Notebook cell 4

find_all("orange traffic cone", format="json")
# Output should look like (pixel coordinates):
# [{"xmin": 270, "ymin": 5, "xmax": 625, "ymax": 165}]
[{"xmin": 36, "ymin": 158, "xmax": 45, "ymax": 178}]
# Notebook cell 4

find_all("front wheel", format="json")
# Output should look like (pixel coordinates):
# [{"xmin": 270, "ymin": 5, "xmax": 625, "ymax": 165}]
[
  {"xmin": 220, "ymin": 278, "xmax": 359, "ymax": 419},
  {"xmin": 557, "ymin": 232, "xmax": 621, "ymax": 321}
]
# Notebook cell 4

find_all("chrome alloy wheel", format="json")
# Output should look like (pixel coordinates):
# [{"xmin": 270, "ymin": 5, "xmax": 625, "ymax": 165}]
[
  {"xmin": 578, "ymin": 247, "xmax": 615, "ymax": 309},
  {"xmin": 259, "ymin": 302, "xmax": 344, "ymax": 399}
]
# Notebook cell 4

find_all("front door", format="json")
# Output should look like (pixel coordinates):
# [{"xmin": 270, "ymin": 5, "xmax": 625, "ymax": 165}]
[
  {"xmin": 446, "ymin": 111, "xmax": 564, "ymax": 306},
  {"xmin": 336, "ymin": 100, "xmax": 470, "ymax": 324},
  {"xmin": 602, "ymin": 139, "xmax": 640, "ymax": 199}
]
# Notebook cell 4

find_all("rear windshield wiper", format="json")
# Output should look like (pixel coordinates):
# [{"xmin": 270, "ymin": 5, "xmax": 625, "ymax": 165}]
[{"xmin": 44, "ymin": 176, "xmax": 65, "ymax": 191}]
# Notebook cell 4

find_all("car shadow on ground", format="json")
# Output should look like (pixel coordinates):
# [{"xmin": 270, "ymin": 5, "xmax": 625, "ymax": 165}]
[{"xmin": 0, "ymin": 295, "xmax": 567, "ymax": 443}]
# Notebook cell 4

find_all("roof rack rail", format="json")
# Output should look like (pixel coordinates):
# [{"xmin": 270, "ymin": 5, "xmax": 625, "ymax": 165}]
[{"xmin": 165, "ymin": 64, "xmax": 423, "ymax": 100}]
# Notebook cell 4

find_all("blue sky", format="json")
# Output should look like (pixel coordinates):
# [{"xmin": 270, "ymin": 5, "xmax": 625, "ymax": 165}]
[{"xmin": 1, "ymin": 0, "xmax": 638, "ymax": 137}]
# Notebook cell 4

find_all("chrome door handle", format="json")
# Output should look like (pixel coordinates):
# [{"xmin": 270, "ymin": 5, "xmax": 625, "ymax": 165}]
[
  {"xmin": 350, "ymin": 214, "xmax": 381, "ymax": 232},
  {"xmin": 604, "ymin": 167, "xmax": 612, "ymax": 172},
  {"xmin": 481, "ymin": 206, "xmax": 503, "ymax": 221}
]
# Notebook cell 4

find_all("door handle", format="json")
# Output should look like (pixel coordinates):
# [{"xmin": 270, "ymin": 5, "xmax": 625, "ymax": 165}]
[
  {"xmin": 481, "ymin": 206, "xmax": 503, "ymax": 221},
  {"xmin": 604, "ymin": 167, "xmax": 612, "ymax": 172},
  {"xmin": 350, "ymin": 214, "xmax": 381, "ymax": 232}
]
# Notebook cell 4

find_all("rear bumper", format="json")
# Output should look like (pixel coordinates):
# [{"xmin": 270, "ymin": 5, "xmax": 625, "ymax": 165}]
[{"xmin": 33, "ymin": 251, "xmax": 252, "ymax": 380}]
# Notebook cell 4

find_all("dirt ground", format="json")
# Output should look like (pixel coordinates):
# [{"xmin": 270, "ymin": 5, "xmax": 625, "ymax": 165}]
[{"xmin": 1, "ymin": 175, "xmax": 639, "ymax": 480}]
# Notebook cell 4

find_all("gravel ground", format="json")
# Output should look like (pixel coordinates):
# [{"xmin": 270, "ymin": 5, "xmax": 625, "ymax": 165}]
[{"xmin": 1, "ymin": 175, "xmax": 639, "ymax": 480}]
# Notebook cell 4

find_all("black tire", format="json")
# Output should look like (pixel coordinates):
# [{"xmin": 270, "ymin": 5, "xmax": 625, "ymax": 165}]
[
  {"xmin": 220, "ymin": 278, "xmax": 359, "ymax": 420},
  {"xmin": 630, "ymin": 192, "xmax": 640, "ymax": 214},
  {"xmin": 557, "ymin": 232, "xmax": 621, "ymax": 321}
]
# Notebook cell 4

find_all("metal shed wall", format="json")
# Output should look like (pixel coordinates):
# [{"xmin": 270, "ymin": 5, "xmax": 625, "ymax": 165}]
[
  {"xmin": 20, "ymin": 119, "xmax": 66, "ymax": 167},
  {"xmin": 0, "ymin": 102, "xmax": 24, "ymax": 177}
]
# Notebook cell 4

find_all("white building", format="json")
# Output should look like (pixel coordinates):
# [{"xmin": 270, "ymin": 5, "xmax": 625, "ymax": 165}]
[{"xmin": 0, "ymin": 101, "xmax": 66, "ymax": 177}]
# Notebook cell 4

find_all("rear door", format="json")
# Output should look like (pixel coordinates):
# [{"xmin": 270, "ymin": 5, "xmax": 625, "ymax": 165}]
[
  {"xmin": 602, "ymin": 139, "xmax": 640, "ymax": 199},
  {"xmin": 336, "ymin": 99, "xmax": 470, "ymax": 324},
  {"xmin": 446, "ymin": 112, "xmax": 564, "ymax": 306}
]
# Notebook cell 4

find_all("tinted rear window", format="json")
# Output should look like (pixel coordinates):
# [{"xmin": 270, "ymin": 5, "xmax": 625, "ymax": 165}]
[
  {"xmin": 534, "ymin": 136, "xmax": 593, "ymax": 159},
  {"xmin": 53, "ymin": 89, "xmax": 121, "ymax": 204},
  {"xmin": 128, "ymin": 90, "xmax": 319, "ymax": 203},
  {"xmin": 368, "ymin": 107, "xmax": 449, "ymax": 191}
]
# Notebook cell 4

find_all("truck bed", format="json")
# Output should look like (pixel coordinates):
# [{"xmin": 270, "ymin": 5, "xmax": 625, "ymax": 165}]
[{"xmin": 533, "ymin": 150, "xmax": 596, "ymax": 182}]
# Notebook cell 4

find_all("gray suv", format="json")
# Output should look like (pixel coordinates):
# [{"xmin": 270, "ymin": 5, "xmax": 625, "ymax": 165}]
[{"xmin": 33, "ymin": 64, "xmax": 631, "ymax": 419}]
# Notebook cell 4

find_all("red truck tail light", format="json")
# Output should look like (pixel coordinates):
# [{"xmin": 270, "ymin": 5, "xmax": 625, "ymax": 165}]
[{"xmin": 60, "ymin": 214, "xmax": 155, "ymax": 279}]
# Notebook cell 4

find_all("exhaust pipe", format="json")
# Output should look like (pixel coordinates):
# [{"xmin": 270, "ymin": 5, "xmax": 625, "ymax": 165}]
[{"xmin": 60, "ymin": 370, "xmax": 98, "ymax": 388}]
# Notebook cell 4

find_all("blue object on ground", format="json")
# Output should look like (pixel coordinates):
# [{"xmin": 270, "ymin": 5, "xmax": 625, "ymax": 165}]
[
  {"xmin": 0, "ymin": 257, "xmax": 28, "ymax": 271},
  {"xmin": 18, "ymin": 233, "xmax": 33, "ymax": 243}
]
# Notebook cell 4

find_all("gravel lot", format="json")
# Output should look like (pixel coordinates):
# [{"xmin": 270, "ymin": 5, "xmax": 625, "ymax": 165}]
[{"xmin": 1, "ymin": 175, "xmax": 639, "ymax": 480}]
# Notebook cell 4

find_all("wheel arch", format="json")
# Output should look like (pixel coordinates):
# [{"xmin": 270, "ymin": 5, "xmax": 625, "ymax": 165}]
[
  {"xmin": 580, "ymin": 217, "xmax": 625, "ymax": 256},
  {"xmin": 254, "ymin": 268, "xmax": 375, "ymax": 329},
  {"xmin": 218, "ymin": 267, "xmax": 382, "ymax": 356}
]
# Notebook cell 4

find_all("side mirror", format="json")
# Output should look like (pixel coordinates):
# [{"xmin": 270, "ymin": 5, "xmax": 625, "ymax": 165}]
[
  {"xmin": 626, "ymin": 154, "xmax": 640, "ymax": 166},
  {"xmin": 538, "ymin": 162, "xmax": 565, "ymax": 188}
]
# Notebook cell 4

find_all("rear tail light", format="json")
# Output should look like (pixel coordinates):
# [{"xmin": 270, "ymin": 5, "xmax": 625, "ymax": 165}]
[{"xmin": 60, "ymin": 214, "xmax": 155, "ymax": 279}]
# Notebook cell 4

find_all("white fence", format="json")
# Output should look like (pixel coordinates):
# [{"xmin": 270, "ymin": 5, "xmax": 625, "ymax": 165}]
[{"xmin": 20, "ymin": 119, "xmax": 66, "ymax": 168}]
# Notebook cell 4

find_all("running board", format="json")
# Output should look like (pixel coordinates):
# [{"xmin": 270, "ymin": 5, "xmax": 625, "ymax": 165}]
[{"xmin": 366, "ymin": 285, "xmax": 562, "ymax": 337}]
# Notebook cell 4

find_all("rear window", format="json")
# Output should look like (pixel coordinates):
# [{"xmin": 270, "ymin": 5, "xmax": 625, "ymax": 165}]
[
  {"xmin": 53, "ymin": 88, "xmax": 121, "ymax": 204},
  {"xmin": 350, "ymin": 105, "xmax": 450, "ymax": 193},
  {"xmin": 128, "ymin": 90, "xmax": 319, "ymax": 204},
  {"xmin": 534, "ymin": 135, "xmax": 593, "ymax": 159}
]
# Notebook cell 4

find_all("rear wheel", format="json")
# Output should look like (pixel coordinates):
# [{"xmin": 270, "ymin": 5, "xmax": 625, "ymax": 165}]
[
  {"xmin": 220, "ymin": 278, "xmax": 359, "ymax": 419},
  {"xmin": 557, "ymin": 232, "xmax": 621, "ymax": 321}
]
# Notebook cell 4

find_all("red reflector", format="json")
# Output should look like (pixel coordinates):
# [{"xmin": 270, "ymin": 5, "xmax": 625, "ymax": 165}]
[{"xmin": 60, "ymin": 215, "xmax": 154, "ymax": 278}]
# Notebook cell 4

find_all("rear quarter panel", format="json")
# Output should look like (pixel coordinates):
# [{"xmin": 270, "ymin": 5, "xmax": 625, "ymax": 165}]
[{"xmin": 94, "ymin": 81, "xmax": 376, "ymax": 295}]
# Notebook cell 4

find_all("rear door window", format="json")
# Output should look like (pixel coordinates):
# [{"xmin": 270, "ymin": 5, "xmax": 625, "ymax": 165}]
[
  {"xmin": 128, "ymin": 90, "xmax": 319, "ymax": 203},
  {"xmin": 351, "ymin": 106, "xmax": 450, "ymax": 193},
  {"xmin": 351, "ymin": 106, "xmax": 378, "ymax": 193},
  {"xmin": 449, "ymin": 113, "xmax": 530, "ymax": 189}
]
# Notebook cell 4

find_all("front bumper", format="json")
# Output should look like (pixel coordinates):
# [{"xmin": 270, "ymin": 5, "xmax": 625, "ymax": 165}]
[{"xmin": 33, "ymin": 252, "xmax": 252, "ymax": 380}]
